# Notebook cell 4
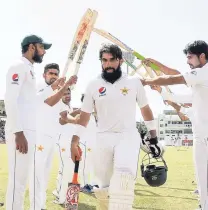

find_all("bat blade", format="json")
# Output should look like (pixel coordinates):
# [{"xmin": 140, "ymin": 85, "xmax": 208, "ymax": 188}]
[
  {"xmin": 65, "ymin": 160, "xmax": 80, "ymax": 210},
  {"xmin": 62, "ymin": 8, "xmax": 94, "ymax": 77},
  {"xmin": 92, "ymin": 28, "xmax": 160, "ymax": 71}
]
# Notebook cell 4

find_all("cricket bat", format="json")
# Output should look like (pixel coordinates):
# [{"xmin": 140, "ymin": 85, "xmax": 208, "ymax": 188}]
[
  {"xmin": 65, "ymin": 147, "xmax": 82, "ymax": 210},
  {"xmin": 93, "ymin": 28, "xmax": 160, "ymax": 71},
  {"xmin": 73, "ymin": 10, "xmax": 98, "ymax": 76},
  {"xmin": 65, "ymin": 160, "xmax": 80, "ymax": 210},
  {"xmin": 62, "ymin": 8, "xmax": 94, "ymax": 77}
]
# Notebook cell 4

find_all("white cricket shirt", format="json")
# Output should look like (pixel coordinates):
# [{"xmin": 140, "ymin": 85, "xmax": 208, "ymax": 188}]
[
  {"xmin": 81, "ymin": 74, "xmax": 148, "ymax": 133},
  {"xmin": 183, "ymin": 63, "xmax": 208, "ymax": 136},
  {"xmin": 4, "ymin": 57, "xmax": 53, "ymax": 133},
  {"xmin": 36, "ymin": 84, "xmax": 66, "ymax": 138}
]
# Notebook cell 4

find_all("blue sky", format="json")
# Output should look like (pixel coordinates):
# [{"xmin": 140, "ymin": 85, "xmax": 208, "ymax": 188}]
[{"xmin": 1, "ymin": 0, "xmax": 208, "ymax": 120}]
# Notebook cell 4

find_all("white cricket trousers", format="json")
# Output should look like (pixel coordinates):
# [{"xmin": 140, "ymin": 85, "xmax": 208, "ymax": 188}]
[
  {"xmin": 193, "ymin": 136, "xmax": 208, "ymax": 210},
  {"xmin": 5, "ymin": 130, "xmax": 36, "ymax": 210},
  {"xmin": 94, "ymin": 130, "xmax": 140, "ymax": 188},
  {"xmin": 33, "ymin": 133, "xmax": 57, "ymax": 210},
  {"xmin": 56, "ymin": 134, "xmax": 86, "ymax": 204}
]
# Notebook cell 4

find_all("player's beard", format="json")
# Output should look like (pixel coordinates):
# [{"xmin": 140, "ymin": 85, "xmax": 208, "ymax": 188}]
[
  {"xmin": 101, "ymin": 65, "xmax": 122, "ymax": 84},
  {"xmin": 33, "ymin": 47, "xmax": 43, "ymax": 63},
  {"xmin": 46, "ymin": 78, "xmax": 56, "ymax": 85}
]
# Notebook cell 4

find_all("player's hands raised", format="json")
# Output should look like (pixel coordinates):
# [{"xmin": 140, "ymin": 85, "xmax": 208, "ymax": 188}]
[
  {"xmin": 51, "ymin": 77, "xmax": 66, "ymax": 90},
  {"xmin": 150, "ymin": 85, "xmax": 162, "ymax": 93},
  {"xmin": 64, "ymin": 76, "xmax": 78, "ymax": 89},
  {"xmin": 142, "ymin": 58, "xmax": 160, "ymax": 67},
  {"xmin": 15, "ymin": 132, "xmax": 28, "ymax": 154}
]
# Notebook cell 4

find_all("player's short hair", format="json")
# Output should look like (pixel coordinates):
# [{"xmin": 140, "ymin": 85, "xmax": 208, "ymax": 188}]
[
  {"xmin": 44, "ymin": 63, "xmax": 60, "ymax": 74},
  {"xmin": 183, "ymin": 40, "xmax": 208, "ymax": 60},
  {"xmin": 21, "ymin": 45, "xmax": 29, "ymax": 54},
  {"xmin": 99, "ymin": 43, "xmax": 123, "ymax": 60}
]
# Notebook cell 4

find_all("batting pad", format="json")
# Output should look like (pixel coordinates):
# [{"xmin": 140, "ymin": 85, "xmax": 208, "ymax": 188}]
[
  {"xmin": 94, "ymin": 187, "xmax": 109, "ymax": 210},
  {"xmin": 108, "ymin": 172, "xmax": 135, "ymax": 210}
]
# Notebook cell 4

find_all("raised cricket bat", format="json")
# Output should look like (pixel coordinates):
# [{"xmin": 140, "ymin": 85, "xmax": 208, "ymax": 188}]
[
  {"xmin": 62, "ymin": 8, "xmax": 94, "ymax": 77},
  {"xmin": 65, "ymin": 160, "xmax": 80, "ymax": 210},
  {"xmin": 93, "ymin": 28, "xmax": 160, "ymax": 71},
  {"xmin": 73, "ymin": 10, "xmax": 98, "ymax": 76}
]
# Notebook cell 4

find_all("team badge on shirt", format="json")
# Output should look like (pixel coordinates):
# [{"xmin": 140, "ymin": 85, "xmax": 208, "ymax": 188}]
[
  {"xmin": 120, "ymin": 87, "xmax": 129, "ymax": 95},
  {"xmin": 99, "ymin": 87, "xmax": 106, "ymax": 97},
  {"xmin": 190, "ymin": 71, "xmax": 197, "ymax": 75},
  {"xmin": 37, "ymin": 145, "xmax": 44, "ymax": 151},
  {"xmin": 11, "ymin": 74, "xmax": 19, "ymax": 84}
]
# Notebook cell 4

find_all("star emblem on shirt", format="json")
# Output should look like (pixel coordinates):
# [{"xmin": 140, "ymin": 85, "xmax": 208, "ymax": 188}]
[
  {"xmin": 61, "ymin": 148, "xmax": 66, "ymax": 152},
  {"xmin": 37, "ymin": 145, "xmax": 44, "ymax": 151},
  {"xmin": 120, "ymin": 87, "xmax": 129, "ymax": 95},
  {"xmin": 87, "ymin": 148, "xmax": 91, "ymax": 152}
]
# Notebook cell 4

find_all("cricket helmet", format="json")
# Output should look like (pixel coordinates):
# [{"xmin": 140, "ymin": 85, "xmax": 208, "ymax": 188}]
[{"xmin": 141, "ymin": 153, "xmax": 168, "ymax": 187}]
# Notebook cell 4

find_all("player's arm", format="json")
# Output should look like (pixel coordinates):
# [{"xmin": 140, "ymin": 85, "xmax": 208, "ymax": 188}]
[
  {"xmin": 5, "ymin": 65, "xmax": 28, "ymax": 153},
  {"xmin": 143, "ymin": 74, "xmax": 186, "ymax": 86},
  {"xmin": 151, "ymin": 86, "xmax": 192, "ymax": 104},
  {"xmin": 143, "ymin": 58, "xmax": 180, "ymax": 75},
  {"xmin": 70, "ymin": 109, "xmax": 81, "ymax": 117},
  {"xmin": 44, "ymin": 76, "xmax": 77, "ymax": 106},
  {"xmin": 143, "ymin": 59, "xmax": 207, "ymax": 87},
  {"xmin": 140, "ymin": 105, "xmax": 156, "ymax": 138},
  {"xmin": 71, "ymin": 82, "xmax": 94, "ymax": 162},
  {"xmin": 59, "ymin": 110, "xmax": 80, "ymax": 125},
  {"xmin": 5, "ymin": 65, "xmax": 25, "ymax": 134},
  {"xmin": 137, "ymin": 79, "xmax": 162, "ymax": 157},
  {"xmin": 177, "ymin": 111, "xmax": 189, "ymax": 121}
]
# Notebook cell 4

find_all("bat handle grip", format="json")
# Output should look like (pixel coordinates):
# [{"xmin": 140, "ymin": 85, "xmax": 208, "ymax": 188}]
[
  {"xmin": 72, "ymin": 160, "xmax": 79, "ymax": 184},
  {"xmin": 74, "ymin": 160, "xmax": 79, "ymax": 173}
]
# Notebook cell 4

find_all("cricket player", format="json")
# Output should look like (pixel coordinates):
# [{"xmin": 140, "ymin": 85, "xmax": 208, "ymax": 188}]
[
  {"xmin": 34, "ymin": 63, "xmax": 77, "ymax": 210},
  {"xmin": 142, "ymin": 40, "xmax": 208, "ymax": 210},
  {"xmin": 53, "ymin": 88, "xmax": 81, "ymax": 205},
  {"xmin": 79, "ymin": 94, "xmax": 98, "ymax": 193},
  {"xmin": 70, "ymin": 44, "xmax": 161, "ymax": 210},
  {"xmin": 4, "ymin": 35, "xmax": 52, "ymax": 210}
]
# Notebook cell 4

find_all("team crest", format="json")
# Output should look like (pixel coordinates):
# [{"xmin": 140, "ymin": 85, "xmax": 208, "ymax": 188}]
[
  {"xmin": 190, "ymin": 71, "xmax": 197, "ymax": 75},
  {"xmin": 11, "ymin": 74, "xmax": 19, "ymax": 84},
  {"xmin": 121, "ymin": 87, "xmax": 129, "ymax": 95},
  {"xmin": 99, "ymin": 87, "xmax": 106, "ymax": 97}
]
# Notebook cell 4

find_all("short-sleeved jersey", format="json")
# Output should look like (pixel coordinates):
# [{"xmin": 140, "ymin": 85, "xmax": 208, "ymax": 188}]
[
  {"xmin": 81, "ymin": 74, "xmax": 148, "ymax": 132},
  {"xmin": 5, "ymin": 57, "xmax": 36, "ymax": 133},
  {"xmin": 183, "ymin": 63, "xmax": 208, "ymax": 136}
]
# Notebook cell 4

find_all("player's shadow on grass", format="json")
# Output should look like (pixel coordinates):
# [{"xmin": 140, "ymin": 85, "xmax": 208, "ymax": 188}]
[
  {"xmin": 134, "ymin": 189, "xmax": 197, "ymax": 201},
  {"xmin": 78, "ymin": 203, "xmax": 96, "ymax": 210},
  {"xmin": 135, "ymin": 183, "xmax": 193, "ymax": 191},
  {"xmin": 133, "ymin": 207, "xmax": 163, "ymax": 210}
]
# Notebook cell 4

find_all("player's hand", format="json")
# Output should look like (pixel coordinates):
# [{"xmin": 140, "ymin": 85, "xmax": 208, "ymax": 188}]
[
  {"xmin": 71, "ymin": 140, "xmax": 82, "ymax": 163},
  {"xmin": 51, "ymin": 77, "xmax": 66, "ymax": 90},
  {"xmin": 64, "ymin": 75, "xmax": 78, "ymax": 89},
  {"xmin": 15, "ymin": 132, "xmax": 28, "ymax": 154},
  {"xmin": 140, "ymin": 79, "xmax": 147, "ymax": 86},
  {"xmin": 142, "ymin": 58, "xmax": 160, "ymax": 67},
  {"xmin": 150, "ymin": 85, "xmax": 162, "ymax": 93},
  {"xmin": 74, "ymin": 114, "xmax": 80, "ymax": 124},
  {"xmin": 60, "ymin": 110, "xmax": 68, "ymax": 121}
]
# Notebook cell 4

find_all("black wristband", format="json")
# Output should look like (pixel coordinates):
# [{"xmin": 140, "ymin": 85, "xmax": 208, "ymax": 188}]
[{"xmin": 149, "ymin": 136, "xmax": 158, "ymax": 145}]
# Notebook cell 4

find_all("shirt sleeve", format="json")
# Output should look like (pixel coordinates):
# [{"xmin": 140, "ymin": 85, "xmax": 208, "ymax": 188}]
[
  {"xmin": 4, "ymin": 63, "xmax": 26, "ymax": 133},
  {"xmin": 183, "ymin": 68, "xmax": 207, "ymax": 86},
  {"xmin": 160, "ymin": 88, "xmax": 192, "ymax": 103},
  {"xmin": 136, "ymin": 79, "xmax": 148, "ymax": 108},
  {"xmin": 81, "ymin": 82, "xmax": 94, "ymax": 113},
  {"xmin": 36, "ymin": 85, "xmax": 54, "ymax": 101}
]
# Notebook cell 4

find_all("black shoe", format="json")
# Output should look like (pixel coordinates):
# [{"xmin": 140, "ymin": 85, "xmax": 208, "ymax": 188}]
[{"xmin": 0, "ymin": 203, "xmax": 3, "ymax": 207}]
